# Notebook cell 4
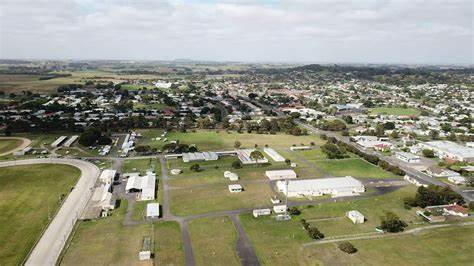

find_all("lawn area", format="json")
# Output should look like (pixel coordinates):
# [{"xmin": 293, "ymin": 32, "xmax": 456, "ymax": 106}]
[
  {"xmin": 167, "ymin": 156, "xmax": 292, "ymax": 188},
  {"xmin": 134, "ymin": 102, "xmax": 168, "ymax": 110},
  {"xmin": 301, "ymin": 225, "xmax": 474, "ymax": 266},
  {"xmin": 0, "ymin": 138, "xmax": 22, "ymax": 154},
  {"xmin": 123, "ymin": 158, "xmax": 159, "ymax": 174},
  {"xmin": 313, "ymin": 158, "xmax": 399, "ymax": 179},
  {"xmin": 137, "ymin": 130, "xmax": 325, "ymax": 151},
  {"xmin": 153, "ymin": 221, "xmax": 184, "ymax": 265},
  {"xmin": 61, "ymin": 201, "xmax": 149, "ymax": 265},
  {"xmin": 0, "ymin": 164, "xmax": 80, "ymax": 265},
  {"xmin": 239, "ymin": 186, "xmax": 421, "ymax": 266},
  {"xmin": 170, "ymin": 181, "xmax": 276, "ymax": 216},
  {"xmin": 370, "ymin": 107, "xmax": 421, "ymax": 116},
  {"xmin": 188, "ymin": 216, "xmax": 240, "ymax": 266}
]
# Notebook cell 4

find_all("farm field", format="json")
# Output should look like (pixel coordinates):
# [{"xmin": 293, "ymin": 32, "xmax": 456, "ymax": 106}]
[
  {"xmin": 301, "ymin": 225, "xmax": 474, "ymax": 265},
  {"xmin": 239, "ymin": 186, "xmax": 422, "ymax": 265},
  {"xmin": 188, "ymin": 216, "xmax": 240, "ymax": 266},
  {"xmin": 369, "ymin": 107, "xmax": 421, "ymax": 116},
  {"xmin": 137, "ymin": 130, "xmax": 325, "ymax": 151},
  {"xmin": 0, "ymin": 164, "xmax": 80, "ymax": 265},
  {"xmin": 0, "ymin": 138, "xmax": 23, "ymax": 154}
]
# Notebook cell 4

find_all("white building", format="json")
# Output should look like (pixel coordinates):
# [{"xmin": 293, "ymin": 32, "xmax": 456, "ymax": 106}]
[
  {"xmin": 236, "ymin": 149, "xmax": 269, "ymax": 164},
  {"xmin": 224, "ymin": 171, "xmax": 239, "ymax": 181},
  {"xmin": 277, "ymin": 176, "xmax": 365, "ymax": 198},
  {"xmin": 420, "ymin": 141, "xmax": 474, "ymax": 162},
  {"xmin": 265, "ymin": 169, "xmax": 297, "ymax": 180},
  {"xmin": 396, "ymin": 152, "xmax": 421, "ymax": 163},
  {"xmin": 253, "ymin": 208, "xmax": 271, "ymax": 218},
  {"xmin": 404, "ymin": 175, "xmax": 428, "ymax": 187},
  {"xmin": 146, "ymin": 203, "xmax": 160, "ymax": 219},
  {"xmin": 125, "ymin": 171, "xmax": 156, "ymax": 201},
  {"xmin": 228, "ymin": 184, "xmax": 243, "ymax": 193},
  {"xmin": 273, "ymin": 205, "xmax": 287, "ymax": 214},
  {"xmin": 63, "ymin": 135, "xmax": 78, "ymax": 147},
  {"xmin": 290, "ymin": 146, "xmax": 311, "ymax": 151},
  {"xmin": 182, "ymin": 152, "xmax": 218, "ymax": 163},
  {"xmin": 263, "ymin": 148, "xmax": 285, "ymax": 162},
  {"xmin": 51, "ymin": 135, "xmax": 68, "ymax": 148},
  {"xmin": 347, "ymin": 210, "xmax": 365, "ymax": 224},
  {"xmin": 448, "ymin": 175, "xmax": 467, "ymax": 185},
  {"xmin": 99, "ymin": 169, "xmax": 116, "ymax": 184}
]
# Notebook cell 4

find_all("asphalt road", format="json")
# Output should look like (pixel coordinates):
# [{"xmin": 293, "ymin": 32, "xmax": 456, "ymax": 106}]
[{"xmin": 0, "ymin": 158, "xmax": 100, "ymax": 266}]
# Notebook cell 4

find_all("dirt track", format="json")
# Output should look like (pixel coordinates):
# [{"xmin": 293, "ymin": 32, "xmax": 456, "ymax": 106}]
[{"xmin": 0, "ymin": 137, "xmax": 32, "ymax": 156}]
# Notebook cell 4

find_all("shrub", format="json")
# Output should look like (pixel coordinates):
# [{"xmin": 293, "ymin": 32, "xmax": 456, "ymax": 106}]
[
  {"xmin": 189, "ymin": 163, "xmax": 200, "ymax": 172},
  {"xmin": 307, "ymin": 227, "xmax": 325, "ymax": 239},
  {"xmin": 232, "ymin": 160, "xmax": 242, "ymax": 169},
  {"xmin": 288, "ymin": 207, "xmax": 301, "ymax": 215},
  {"xmin": 338, "ymin": 241, "xmax": 357, "ymax": 254},
  {"xmin": 422, "ymin": 149, "xmax": 435, "ymax": 158}
]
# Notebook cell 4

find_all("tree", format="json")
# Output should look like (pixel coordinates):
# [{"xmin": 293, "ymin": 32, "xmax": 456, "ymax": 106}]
[
  {"xmin": 78, "ymin": 127, "xmax": 101, "ymax": 146},
  {"xmin": 189, "ymin": 163, "xmax": 200, "ymax": 172},
  {"xmin": 379, "ymin": 211, "xmax": 407, "ymax": 233},
  {"xmin": 429, "ymin": 130, "xmax": 439, "ymax": 140},
  {"xmin": 307, "ymin": 227, "xmax": 325, "ymax": 239},
  {"xmin": 232, "ymin": 160, "xmax": 242, "ymax": 169},
  {"xmin": 422, "ymin": 149, "xmax": 435, "ymax": 158},
  {"xmin": 250, "ymin": 150, "xmax": 264, "ymax": 164},
  {"xmin": 338, "ymin": 242, "xmax": 357, "ymax": 254},
  {"xmin": 234, "ymin": 140, "xmax": 242, "ymax": 149},
  {"xmin": 321, "ymin": 142, "xmax": 348, "ymax": 159}
]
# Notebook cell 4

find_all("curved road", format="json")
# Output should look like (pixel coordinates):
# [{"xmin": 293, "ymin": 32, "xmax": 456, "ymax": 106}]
[
  {"xmin": 0, "ymin": 158, "xmax": 100, "ymax": 266},
  {"xmin": 0, "ymin": 137, "xmax": 31, "ymax": 156}
]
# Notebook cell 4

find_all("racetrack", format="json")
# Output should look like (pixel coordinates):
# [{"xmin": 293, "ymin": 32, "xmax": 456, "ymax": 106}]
[
  {"xmin": 0, "ymin": 137, "xmax": 32, "ymax": 156},
  {"xmin": 0, "ymin": 158, "xmax": 100, "ymax": 266}
]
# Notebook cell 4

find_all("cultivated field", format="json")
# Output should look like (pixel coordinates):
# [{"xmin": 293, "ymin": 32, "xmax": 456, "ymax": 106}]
[{"xmin": 0, "ymin": 164, "xmax": 80, "ymax": 265}]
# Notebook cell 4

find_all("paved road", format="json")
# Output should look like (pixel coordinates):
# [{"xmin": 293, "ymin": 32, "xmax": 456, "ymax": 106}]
[
  {"xmin": 230, "ymin": 214, "xmax": 260, "ymax": 266},
  {"xmin": 0, "ymin": 158, "xmax": 100, "ymax": 266},
  {"xmin": 0, "ymin": 136, "xmax": 32, "ymax": 156}
]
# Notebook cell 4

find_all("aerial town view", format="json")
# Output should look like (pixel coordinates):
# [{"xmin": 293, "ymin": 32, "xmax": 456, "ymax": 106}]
[{"xmin": 0, "ymin": 1, "xmax": 473, "ymax": 266}]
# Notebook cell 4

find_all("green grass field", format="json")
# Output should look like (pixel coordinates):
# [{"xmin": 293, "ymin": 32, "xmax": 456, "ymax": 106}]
[
  {"xmin": 137, "ymin": 130, "xmax": 325, "ymax": 151},
  {"xmin": 239, "ymin": 186, "xmax": 421, "ymax": 265},
  {"xmin": 0, "ymin": 164, "xmax": 80, "ymax": 265},
  {"xmin": 61, "ymin": 201, "xmax": 184, "ymax": 266},
  {"xmin": 301, "ymin": 225, "xmax": 474, "ymax": 265},
  {"xmin": 123, "ymin": 158, "xmax": 159, "ymax": 174},
  {"xmin": 188, "ymin": 216, "xmax": 240, "ymax": 266},
  {"xmin": 0, "ymin": 139, "xmax": 23, "ymax": 154},
  {"xmin": 370, "ymin": 107, "xmax": 421, "ymax": 116},
  {"xmin": 313, "ymin": 158, "xmax": 399, "ymax": 179}
]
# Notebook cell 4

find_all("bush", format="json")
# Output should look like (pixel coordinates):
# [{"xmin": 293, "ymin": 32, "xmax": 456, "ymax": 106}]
[
  {"xmin": 422, "ymin": 149, "xmax": 435, "ymax": 158},
  {"xmin": 307, "ymin": 227, "xmax": 325, "ymax": 239},
  {"xmin": 232, "ymin": 160, "xmax": 242, "ymax": 169},
  {"xmin": 189, "ymin": 163, "xmax": 200, "ymax": 172},
  {"xmin": 380, "ymin": 211, "xmax": 407, "ymax": 233},
  {"xmin": 285, "ymin": 158, "xmax": 291, "ymax": 165},
  {"xmin": 338, "ymin": 241, "xmax": 357, "ymax": 254},
  {"xmin": 288, "ymin": 207, "xmax": 301, "ymax": 215},
  {"xmin": 321, "ymin": 142, "xmax": 348, "ymax": 159}
]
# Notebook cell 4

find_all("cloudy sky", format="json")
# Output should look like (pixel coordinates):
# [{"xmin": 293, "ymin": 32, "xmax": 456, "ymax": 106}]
[{"xmin": 1, "ymin": 0, "xmax": 472, "ymax": 64}]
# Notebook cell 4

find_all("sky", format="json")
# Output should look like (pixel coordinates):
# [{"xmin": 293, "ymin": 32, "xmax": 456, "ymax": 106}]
[{"xmin": 0, "ymin": 0, "xmax": 473, "ymax": 64}]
